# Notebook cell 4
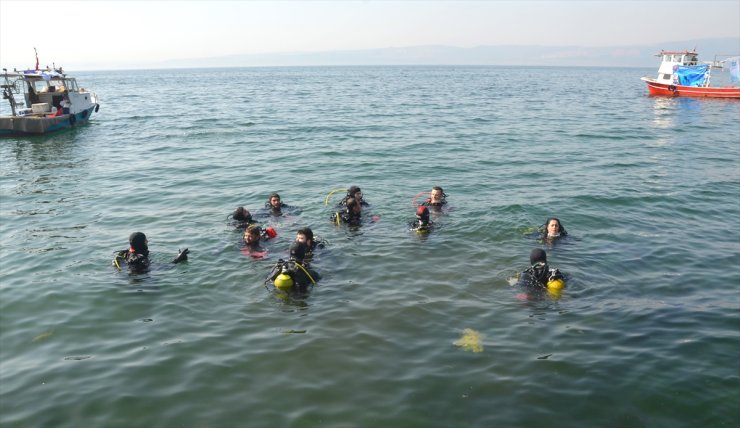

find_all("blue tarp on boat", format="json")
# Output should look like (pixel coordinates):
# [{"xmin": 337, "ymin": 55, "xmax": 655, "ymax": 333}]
[{"xmin": 674, "ymin": 64, "xmax": 709, "ymax": 87}]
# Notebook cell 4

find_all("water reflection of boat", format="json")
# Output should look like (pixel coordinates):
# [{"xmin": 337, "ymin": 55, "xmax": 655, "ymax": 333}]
[
  {"xmin": 1, "ymin": 60, "xmax": 100, "ymax": 136},
  {"xmin": 640, "ymin": 50, "xmax": 740, "ymax": 98}
]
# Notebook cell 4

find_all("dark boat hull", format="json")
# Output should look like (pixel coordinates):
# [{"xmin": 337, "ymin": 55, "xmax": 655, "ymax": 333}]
[{"xmin": 0, "ymin": 105, "xmax": 97, "ymax": 136}]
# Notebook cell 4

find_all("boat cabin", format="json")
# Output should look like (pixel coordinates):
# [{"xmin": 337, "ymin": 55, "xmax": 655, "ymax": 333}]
[
  {"xmin": 25, "ymin": 75, "xmax": 79, "ymax": 113},
  {"xmin": 652, "ymin": 51, "xmax": 699, "ymax": 84},
  {"xmin": 2, "ymin": 69, "xmax": 92, "ymax": 117}
]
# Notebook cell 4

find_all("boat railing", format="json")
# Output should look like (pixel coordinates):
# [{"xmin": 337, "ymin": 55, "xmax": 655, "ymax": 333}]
[{"xmin": 1, "ymin": 71, "xmax": 23, "ymax": 116}]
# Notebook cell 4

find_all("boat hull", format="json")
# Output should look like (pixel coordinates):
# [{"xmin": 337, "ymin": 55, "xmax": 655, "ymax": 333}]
[
  {"xmin": 0, "ymin": 105, "xmax": 97, "ymax": 136},
  {"xmin": 641, "ymin": 78, "xmax": 740, "ymax": 98}
]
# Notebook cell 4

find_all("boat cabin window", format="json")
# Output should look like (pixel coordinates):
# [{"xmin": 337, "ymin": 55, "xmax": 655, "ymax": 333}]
[
  {"xmin": 663, "ymin": 74, "xmax": 672, "ymax": 80},
  {"xmin": 31, "ymin": 79, "xmax": 68, "ymax": 93},
  {"xmin": 31, "ymin": 80, "xmax": 46, "ymax": 93}
]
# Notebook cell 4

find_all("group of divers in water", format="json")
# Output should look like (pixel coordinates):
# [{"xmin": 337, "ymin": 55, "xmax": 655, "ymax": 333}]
[{"xmin": 113, "ymin": 185, "xmax": 569, "ymax": 297}]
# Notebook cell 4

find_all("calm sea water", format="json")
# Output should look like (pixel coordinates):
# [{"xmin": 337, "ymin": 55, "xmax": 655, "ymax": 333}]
[{"xmin": 1, "ymin": 66, "xmax": 738, "ymax": 428}]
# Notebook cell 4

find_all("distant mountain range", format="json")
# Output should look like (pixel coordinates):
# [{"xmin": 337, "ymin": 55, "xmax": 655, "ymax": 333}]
[{"xmin": 154, "ymin": 37, "xmax": 738, "ymax": 69}]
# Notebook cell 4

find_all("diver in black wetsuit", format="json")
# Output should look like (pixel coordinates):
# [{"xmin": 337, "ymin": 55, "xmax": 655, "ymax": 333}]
[
  {"xmin": 337, "ymin": 186, "xmax": 369, "ymax": 208},
  {"xmin": 409, "ymin": 206, "xmax": 434, "ymax": 233},
  {"xmin": 295, "ymin": 227, "xmax": 326, "ymax": 259},
  {"xmin": 266, "ymin": 241, "xmax": 320, "ymax": 292},
  {"xmin": 264, "ymin": 192, "xmax": 292, "ymax": 215},
  {"xmin": 421, "ymin": 186, "xmax": 447, "ymax": 208},
  {"xmin": 541, "ymin": 217, "xmax": 568, "ymax": 240},
  {"xmin": 332, "ymin": 197, "xmax": 363, "ymax": 226},
  {"xmin": 518, "ymin": 248, "xmax": 563, "ymax": 289},
  {"xmin": 112, "ymin": 232, "xmax": 189, "ymax": 273},
  {"xmin": 228, "ymin": 207, "xmax": 256, "ymax": 230}
]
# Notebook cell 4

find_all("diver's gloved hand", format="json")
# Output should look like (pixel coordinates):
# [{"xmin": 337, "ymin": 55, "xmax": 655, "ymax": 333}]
[{"xmin": 173, "ymin": 248, "xmax": 189, "ymax": 263}]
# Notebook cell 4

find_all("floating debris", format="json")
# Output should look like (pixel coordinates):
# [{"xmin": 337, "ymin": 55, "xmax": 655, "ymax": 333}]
[
  {"xmin": 453, "ymin": 328, "xmax": 484, "ymax": 353},
  {"xmin": 32, "ymin": 331, "xmax": 53, "ymax": 342},
  {"xmin": 64, "ymin": 355, "xmax": 92, "ymax": 361}
]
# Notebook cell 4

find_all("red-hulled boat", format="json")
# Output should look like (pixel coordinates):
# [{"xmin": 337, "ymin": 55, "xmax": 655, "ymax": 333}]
[{"xmin": 641, "ymin": 50, "xmax": 740, "ymax": 98}]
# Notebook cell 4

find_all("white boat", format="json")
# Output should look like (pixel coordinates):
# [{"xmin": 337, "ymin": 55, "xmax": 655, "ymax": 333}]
[{"xmin": 1, "ymin": 65, "xmax": 100, "ymax": 136}]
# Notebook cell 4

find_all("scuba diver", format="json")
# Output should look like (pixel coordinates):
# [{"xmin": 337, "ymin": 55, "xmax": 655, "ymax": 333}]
[
  {"xmin": 332, "ymin": 197, "xmax": 363, "ymax": 226},
  {"xmin": 421, "ymin": 186, "xmax": 447, "ymax": 208},
  {"xmin": 295, "ymin": 227, "xmax": 326, "ymax": 259},
  {"xmin": 227, "ymin": 206, "xmax": 256, "ymax": 230},
  {"xmin": 241, "ymin": 224, "xmax": 277, "ymax": 258},
  {"xmin": 541, "ymin": 217, "xmax": 568, "ymax": 240},
  {"xmin": 337, "ymin": 186, "xmax": 370, "ymax": 208},
  {"xmin": 264, "ymin": 192, "xmax": 292, "ymax": 215},
  {"xmin": 266, "ymin": 241, "xmax": 320, "ymax": 292},
  {"xmin": 409, "ymin": 206, "xmax": 434, "ymax": 233},
  {"xmin": 112, "ymin": 231, "xmax": 189, "ymax": 273},
  {"xmin": 518, "ymin": 248, "xmax": 565, "ymax": 291}
]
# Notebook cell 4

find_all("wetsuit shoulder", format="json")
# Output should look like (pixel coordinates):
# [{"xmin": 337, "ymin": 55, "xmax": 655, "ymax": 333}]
[
  {"xmin": 126, "ymin": 252, "xmax": 150, "ymax": 267},
  {"xmin": 293, "ymin": 263, "xmax": 319, "ymax": 287},
  {"xmin": 520, "ymin": 267, "xmax": 547, "ymax": 288}
]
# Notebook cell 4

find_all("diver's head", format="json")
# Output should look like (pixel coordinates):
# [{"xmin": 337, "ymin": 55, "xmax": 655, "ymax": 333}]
[
  {"xmin": 430, "ymin": 186, "xmax": 445, "ymax": 204},
  {"xmin": 545, "ymin": 217, "xmax": 564, "ymax": 237},
  {"xmin": 529, "ymin": 248, "xmax": 550, "ymax": 285},
  {"xmin": 289, "ymin": 241, "xmax": 308, "ymax": 263},
  {"xmin": 296, "ymin": 227, "xmax": 314, "ymax": 246},
  {"xmin": 129, "ymin": 232, "xmax": 149, "ymax": 255},
  {"xmin": 244, "ymin": 225, "xmax": 262, "ymax": 245},
  {"xmin": 269, "ymin": 193, "xmax": 282, "ymax": 210},
  {"xmin": 347, "ymin": 186, "xmax": 362, "ymax": 201},
  {"xmin": 416, "ymin": 206, "xmax": 430, "ymax": 224},
  {"xmin": 232, "ymin": 207, "xmax": 252, "ymax": 222},
  {"xmin": 530, "ymin": 248, "xmax": 547, "ymax": 266}
]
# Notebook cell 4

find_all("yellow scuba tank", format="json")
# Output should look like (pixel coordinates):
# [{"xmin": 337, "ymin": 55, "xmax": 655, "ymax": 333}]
[
  {"xmin": 546, "ymin": 278, "xmax": 565, "ymax": 290},
  {"xmin": 546, "ymin": 277, "xmax": 565, "ymax": 299},
  {"xmin": 274, "ymin": 273, "xmax": 293, "ymax": 291},
  {"xmin": 274, "ymin": 265, "xmax": 294, "ymax": 291}
]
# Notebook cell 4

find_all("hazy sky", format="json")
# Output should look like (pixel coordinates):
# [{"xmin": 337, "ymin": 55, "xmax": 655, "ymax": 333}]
[{"xmin": 1, "ymin": 0, "xmax": 738, "ymax": 70}]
